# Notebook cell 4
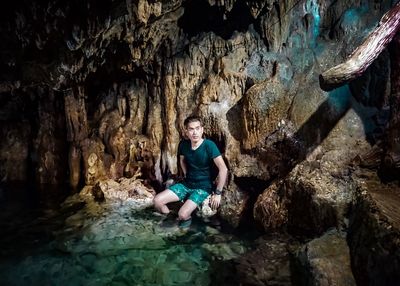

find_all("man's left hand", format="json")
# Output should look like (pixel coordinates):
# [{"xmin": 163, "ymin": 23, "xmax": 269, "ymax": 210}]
[{"xmin": 210, "ymin": 194, "xmax": 221, "ymax": 210}]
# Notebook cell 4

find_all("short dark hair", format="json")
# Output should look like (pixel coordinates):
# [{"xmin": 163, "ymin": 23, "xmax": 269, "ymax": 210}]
[{"xmin": 184, "ymin": 115, "xmax": 203, "ymax": 127}]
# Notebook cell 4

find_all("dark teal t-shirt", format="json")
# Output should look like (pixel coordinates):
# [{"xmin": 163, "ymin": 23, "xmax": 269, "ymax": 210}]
[{"xmin": 178, "ymin": 139, "xmax": 221, "ymax": 192}]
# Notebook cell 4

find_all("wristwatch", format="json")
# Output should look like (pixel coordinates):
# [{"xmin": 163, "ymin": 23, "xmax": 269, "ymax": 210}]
[{"xmin": 214, "ymin": 189, "xmax": 223, "ymax": 195}]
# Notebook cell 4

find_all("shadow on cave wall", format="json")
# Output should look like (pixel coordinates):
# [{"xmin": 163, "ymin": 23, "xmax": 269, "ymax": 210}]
[
  {"xmin": 295, "ymin": 46, "xmax": 390, "ymax": 162},
  {"xmin": 275, "ymin": 84, "xmax": 384, "ymax": 177},
  {"xmin": 226, "ymin": 70, "xmax": 389, "ymax": 230}
]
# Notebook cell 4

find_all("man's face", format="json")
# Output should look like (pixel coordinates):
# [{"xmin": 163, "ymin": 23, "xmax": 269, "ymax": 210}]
[{"xmin": 185, "ymin": 120, "xmax": 204, "ymax": 144}]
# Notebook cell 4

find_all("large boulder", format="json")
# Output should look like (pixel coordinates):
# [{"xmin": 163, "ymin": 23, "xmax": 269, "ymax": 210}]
[
  {"xmin": 254, "ymin": 160, "xmax": 355, "ymax": 237},
  {"xmin": 293, "ymin": 229, "xmax": 356, "ymax": 286}
]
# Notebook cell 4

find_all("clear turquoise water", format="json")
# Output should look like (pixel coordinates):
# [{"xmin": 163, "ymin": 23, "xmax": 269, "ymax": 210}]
[{"xmin": 0, "ymin": 195, "xmax": 254, "ymax": 286}]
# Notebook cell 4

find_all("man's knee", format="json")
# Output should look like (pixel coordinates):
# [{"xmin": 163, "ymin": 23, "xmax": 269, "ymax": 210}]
[
  {"xmin": 153, "ymin": 194, "xmax": 164, "ymax": 208},
  {"xmin": 153, "ymin": 190, "xmax": 173, "ymax": 207},
  {"xmin": 178, "ymin": 212, "xmax": 190, "ymax": 221},
  {"xmin": 178, "ymin": 208, "xmax": 192, "ymax": 221}
]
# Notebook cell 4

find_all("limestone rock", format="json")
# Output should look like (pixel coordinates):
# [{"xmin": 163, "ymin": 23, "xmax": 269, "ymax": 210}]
[
  {"xmin": 196, "ymin": 195, "xmax": 218, "ymax": 218},
  {"xmin": 0, "ymin": 0, "xmax": 394, "ymax": 233},
  {"xmin": 34, "ymin": 89, "xmax": 68, "ymax": 186},
  {"xmin": 254, "ymin": 157, "xmax": 356, "ymax": 236},
  {"xmin": 81, "ymin": 137, "xmax": 108, "ymax": 185},
  {"xmin": 219, "ymin": 181, "xmax": 249, "ymax": 228},
  {"xmin": 285, "ymin": 162, "xmax": 355, "ymax": 236},
  {"xmin": 242, "ymin": 70, "xmax": 293, "ymax": 150},
  {"xmin": 80, "ymin": 177, "xmax": 155, "ymax": 206},
  {"xmin": 293, "ymin": 229, "xmax": 356, "ymax": 286},
  {"xmin": 254, "ymin": 180, "xmax": 288, "ymax": 230}
]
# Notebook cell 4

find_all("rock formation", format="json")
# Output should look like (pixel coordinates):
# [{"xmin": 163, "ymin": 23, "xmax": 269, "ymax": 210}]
[{"xmin": 0, "ymin": 0, "xmax": 399, "ymax": 284}]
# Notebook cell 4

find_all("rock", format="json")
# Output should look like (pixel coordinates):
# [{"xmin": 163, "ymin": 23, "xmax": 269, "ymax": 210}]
[
  {"xmin": 219, "ymin": 181, "xmax": 250, "ymax": 228},
  {"xmin": 0, "ymin": 0, "xmax": 393, "ymax": 233},
  {"xmin": 254, "ymin": 161, "xmax": 356, "ymax": 236},
  {"xmin": 234, "ymin": 234, "xmax": 294, "ymax": 286},
  {"xmin": 0, "ymin": 122, "xmax": 30, "ymax": 181},
  {"xmin": 196, "ymin": 195, "xmax": 218, "ymax": 219},
  {"xmin": 293, "ymin": 229, "xmax": 356, "ymax": 286},
  {"xmin": 92, "ymin": 183, "xmax": 105, "ymax": 202},
  {"xmin": 241, "ymin": 67, "xmax": 294, "ymax": 150},
  {"xmin": 348, "ymin": 169, "xmax": 400, "ymax": 286},
  {"xmin": 254, "ymin": 180, "xmax": 288, "ymax": 230},
  {"xmin": 285, "ymin": 162, "xmax": 355, "ymax": 236},
  {"xmin": 83, "ymin": 178, "xmax": 155, "ymax": 207},
  {"xmin": 254, "ymin": 98, "xmax": 375, "ymax": 235}
]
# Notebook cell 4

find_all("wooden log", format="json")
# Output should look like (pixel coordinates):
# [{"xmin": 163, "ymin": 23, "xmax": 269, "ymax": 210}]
[{"xmin": 319, "ymin": 2, "xmax": 400, "ymax": 91}]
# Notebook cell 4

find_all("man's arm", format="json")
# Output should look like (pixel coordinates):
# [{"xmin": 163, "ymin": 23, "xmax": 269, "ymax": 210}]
[
  {"xmin": 179, "ymin": 155, "xmax": 187, "ymax": 177},
  {"xmin": 210, "ymin": 155, "xmax": 228, "ymax": 209},
  {"xmin": 214, "ymin": 155, "xmax": 228, "ymax": 192}
]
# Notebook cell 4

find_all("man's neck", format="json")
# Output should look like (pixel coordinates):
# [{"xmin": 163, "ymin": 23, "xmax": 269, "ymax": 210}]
[{"xmin": 191, "ymin": 138, "xmax": 204, "ymax": 149}]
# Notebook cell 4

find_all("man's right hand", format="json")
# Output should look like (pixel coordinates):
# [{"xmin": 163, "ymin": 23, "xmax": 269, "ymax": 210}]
[{"xmin": 210, "ymin": 194, "xmax": 221, "ymax": 210}]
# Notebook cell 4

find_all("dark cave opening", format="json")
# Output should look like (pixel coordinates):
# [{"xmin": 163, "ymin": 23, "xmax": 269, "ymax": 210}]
[
  {"xmin": 234, "ymin": 176, "xmax": 270, "ymax": 229},
  {"xmin": 204, "ymin": 132, "xmax": 228, "ymax": 184},
  {"xmin": 0, "ymin": 87, "xmax": 70, "ymax": 210},
  {"xmin": 206, "ymin": 132, "xmax": 227, "ymax": 155},
  {"xmin": 178, "ymin": 0, "xmax": 254, "ymax": 40}
]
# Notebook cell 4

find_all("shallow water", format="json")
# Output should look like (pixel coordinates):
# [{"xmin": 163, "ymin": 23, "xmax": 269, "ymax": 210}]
[{"xmin": 0, "ymin": 193, "xmax": 257, "ymax": 286}]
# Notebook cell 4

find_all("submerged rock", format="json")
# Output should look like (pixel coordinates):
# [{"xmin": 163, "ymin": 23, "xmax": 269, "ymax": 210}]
[
  {"xmin": 1, "ymin": 193, "xmax": 252, "ymax": 286},
  {"xmin": 234, "ymin": 233, "xmax": 295, "ymax": 286}
]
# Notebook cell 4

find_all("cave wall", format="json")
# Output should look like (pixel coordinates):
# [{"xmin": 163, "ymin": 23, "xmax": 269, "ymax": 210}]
[{"xmin": 0, "ymin": 0, "xmax": 393, "ymax": 219}]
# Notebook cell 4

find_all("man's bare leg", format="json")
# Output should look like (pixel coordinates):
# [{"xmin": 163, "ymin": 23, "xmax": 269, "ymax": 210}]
[
  {"xmin": 178, "ymin": 199, "xmax": 198, "ymax": 221},
  {"xmin": 153, "ymin": 189, "xmax": 179, "ymax": 214}
]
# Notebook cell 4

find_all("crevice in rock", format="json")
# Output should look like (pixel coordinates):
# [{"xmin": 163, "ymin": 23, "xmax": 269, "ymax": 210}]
[
  {"xmin": 206, "ymin": 132, "xmax": 227, "ymax": 155},
  {"xmin": 203, "ymin": 131, "xmax": 227, "ymax": 182},
  {"xmin": 227, "ymin": 98, "xmax": 245, "ymax": 141},
  {"xmin": 234, "ymin": 176, "xmax": 271, "ymax": 229}
]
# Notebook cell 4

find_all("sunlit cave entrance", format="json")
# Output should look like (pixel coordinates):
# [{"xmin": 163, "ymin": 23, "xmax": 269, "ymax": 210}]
[{"xmin": 1, "ymin": 0, "xmax": 400, "ymax": 285}]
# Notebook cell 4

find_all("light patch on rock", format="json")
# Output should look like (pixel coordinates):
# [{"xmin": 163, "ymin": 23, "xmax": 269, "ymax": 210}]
[{"xmin": 196, "ymin": 195, "xmax": 217, "ymax": 218}]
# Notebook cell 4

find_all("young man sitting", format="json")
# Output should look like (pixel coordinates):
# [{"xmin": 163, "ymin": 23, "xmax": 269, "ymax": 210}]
[{"xmin": 153, "ymin": 115, "xmax": 228, "ymax": 228}]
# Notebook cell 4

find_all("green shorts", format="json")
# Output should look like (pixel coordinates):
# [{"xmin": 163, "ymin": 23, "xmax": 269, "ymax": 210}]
[{"xmin": 169, "ymin": 183, "xmax": 209, "ymax": 206}]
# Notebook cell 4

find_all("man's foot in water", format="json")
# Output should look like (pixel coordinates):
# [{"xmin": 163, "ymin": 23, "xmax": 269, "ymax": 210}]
[
  {"xmin": 178, "ymin": 218, "xmax": 192, "ymax": 229},
  {"xmin": 159, "ymin": 212, "xmax": 178, "ymax": 228}
]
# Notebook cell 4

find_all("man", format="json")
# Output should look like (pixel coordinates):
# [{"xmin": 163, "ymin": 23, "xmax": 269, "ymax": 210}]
[{"xmin": 153, "ymin": 115, "xmax": 228, "ymax": 227}]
